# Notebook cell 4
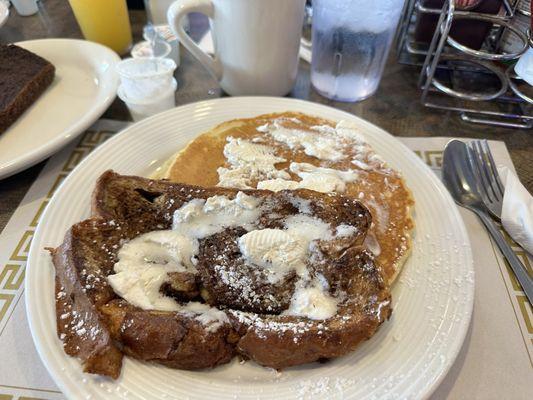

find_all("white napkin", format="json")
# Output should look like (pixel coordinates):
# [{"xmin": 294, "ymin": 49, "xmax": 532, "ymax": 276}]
[
  {"xmin": 514, "ymin": 48, "xmax": 533, "ymax": 86},
  {"xmin": 498, "ymin": 166, "xmax": 533, "ymax": 254}
]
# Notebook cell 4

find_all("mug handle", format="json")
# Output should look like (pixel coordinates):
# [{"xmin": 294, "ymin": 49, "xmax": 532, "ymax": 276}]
[{"xmin": 167, "ymin": 0, "xmax": 223, "ymax": 80}]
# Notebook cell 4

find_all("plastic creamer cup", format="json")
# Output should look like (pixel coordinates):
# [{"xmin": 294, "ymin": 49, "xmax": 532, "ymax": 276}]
[
  {"xmin": 143, "ymin": 24, "xmax": 181, "ymax": 67},
  {"xmin": 116, "ymin": 57, "xmax": 176, "ymax": 103},
  {"xmin": 118, "ymin": 78, "xmax": 177, "ymax": 122}
]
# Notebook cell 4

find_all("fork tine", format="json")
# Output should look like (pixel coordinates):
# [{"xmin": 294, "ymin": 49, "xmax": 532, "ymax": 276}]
[
  {"xmin": 467, "ymin": 142, "xmax": 485, "ymax": 197},
  {"xmin": 481, "ymin": 140, "xmax": 505, "ymax": 199},
  {"xmin": 476, "ymin": 140, "xmax": 500, "ymax": 201},
  {"xmin": 469, "ymin": 141, "xmax": 494, "ymax": 203}
]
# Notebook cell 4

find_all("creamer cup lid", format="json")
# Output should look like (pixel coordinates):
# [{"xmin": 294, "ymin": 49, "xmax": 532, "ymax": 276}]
[
  {"xmin": 116, "ymin": 57, "xmax": 176, "ymax": 80},
  {"xmin": 118, "ymin": 78, "xmax": 177, "ymax": 105}
]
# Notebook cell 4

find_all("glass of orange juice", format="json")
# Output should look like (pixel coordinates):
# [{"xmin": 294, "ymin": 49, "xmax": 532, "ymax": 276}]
[{"xmin": 68, "ymin": 0, "xmax": 133, "ymax": 55}]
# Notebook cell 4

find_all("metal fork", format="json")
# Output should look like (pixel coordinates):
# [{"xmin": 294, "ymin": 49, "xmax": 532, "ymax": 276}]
[
  {"xmin": 443, "ymin": 140, "xmax": 533, "ymax": 305},
  {"xmin": 468, "ymin": 139, "xmax": 505, "ymax": 220}
]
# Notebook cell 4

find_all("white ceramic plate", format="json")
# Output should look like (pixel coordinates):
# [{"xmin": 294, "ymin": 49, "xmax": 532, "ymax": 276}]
[
  {"xmin": 26, "ymin": 97, "xmax": 474, "ymax": 400},
  {"xmin": 0, "ymin": 39, "xmax": 120, "ymax": 179}
]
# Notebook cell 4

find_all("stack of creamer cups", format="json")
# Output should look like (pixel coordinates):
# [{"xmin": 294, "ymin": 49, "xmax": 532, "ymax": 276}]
[{"xmin": 116, "ymin": 32, "xmax": 177, "ymax": 121}]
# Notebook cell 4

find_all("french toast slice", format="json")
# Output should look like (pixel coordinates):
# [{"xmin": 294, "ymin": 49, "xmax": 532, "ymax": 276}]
[{"xmin": 51, "ymin": 171, "xmax": 391, "ymax": 378}]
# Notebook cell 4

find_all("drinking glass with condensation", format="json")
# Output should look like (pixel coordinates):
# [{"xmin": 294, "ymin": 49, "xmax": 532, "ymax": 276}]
[
  {"xmin": 67, "ymin": 0, "xmax": 133, "ymax": 55},
  {"xmin": 310, "ymin": 0, "xmax": 405, "ymax": 102}
]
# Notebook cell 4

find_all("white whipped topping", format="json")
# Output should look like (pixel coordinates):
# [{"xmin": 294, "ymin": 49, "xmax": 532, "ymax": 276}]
[
  {"xmin": 180, "ymin": 301, "xmax": 230, "ymax": 333},
  {"xmin": 257, "ymin": 178, "xmax": 300, "ymax": 192},
  {"xmin": 238, "ymin": 214, "xmax": 333, "ymax": 284},
  {"xmin": 238, "ymin": 229, "xmax": 306, "ymax": 282},
  {"xmin": 258, "ymin": 162, "xmax": 359, "ymax": 193},
  {"xmin": 351, "ymin": 159, "xmax": 373, "ymax": 171},
  {"xmin": 334, "ymin": 120, "xmax": 366, "ymax": 143},
  {"xmin": 283, "ymin": 278, "xmax": 339, "ymax": 320},
  {"xmin": 262, "ymin": 121, "xmax": 345, "ymax": 162},
  {"xmin": 334, "ymin": 120, "xmax": 390, "ymax": 173},
  {"xmin": 109, "ymin": 192, "xmax": 264, "ymax": 326},
  {"xmin": 284, "ymin": 214, "xmax": 333, "ymax": 244},
  {"xmin": 352, "ymin": 151, "xmax": 389, "ymax": 173},
  {"xmin": 310, "ymin": 124, "xmax": 337, "ymax": 135},
  {"xmin": 172, "ymin": 192, "xmax": 262, "ymax": 238},
  {"xmin": 288, "ymin": 195, "xmax": 313, "ymax": 214},
  {"xmin": 335, "ymin": 224, "xmax": 359, "ymax": 237},
  {"xmin": 256, "ymin": 119, "xmax": 369, "ymax": 163},
  {"xmin": 223, "ymin": 136, "xmax": 284, "ymax": 166},
  {"xmin": 290, "ymin": 163, "xmax": 359, "ymax": 192},
  {"xmin": 365, "ymin": 198, "xmax": 389, "ymax": 234},
  {"xmin": 109, "ymin": 190, "xmax": 353, "ymax": 322},
  {"xmin": 108, "ymin": 231, "xmax": 197, "ymax": 312},
  {"xmin": 219, "ymin": 118, "xmax": 392, "ymax": 193},
  {"xmin": 217, "ymin": 137, "xmax": 289, "ymax": 189},
  {"xmin": 259, "ymin": 118, "xmax": 392, "ymax": 175}
]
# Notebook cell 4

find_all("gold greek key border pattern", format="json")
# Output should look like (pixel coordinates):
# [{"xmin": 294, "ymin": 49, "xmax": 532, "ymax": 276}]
[
  {"xmin": 0, "ymin": 265, "xmax": 25, "ymax": 291},
  {"xmin": 0, "ymin": 142, "xmax": 528, "ymax": 397},
  {"xmin": 46, "ymin": 175, "xmax": 68, "ymax": 199},
  {"xmin": 416, "ymin": 150, "xmax": 533, "ymax": 366},
  {"xmin": 415, "ymin": 150, "xmax": 443, "ymax": 168},
  {"xmin": 0, "ymin": 129, "xmax": 113, "ymax": 329},
  {"xmin": 0, "ymin": 131, "xmax": 113, "ymax": 400},
  {"xmin": 0, "ymin": 382, "xmax": 61, "ymax": 399},
  {"xmin": 0, "ymin": 384, "xmax": 61, "ymax": 395},
  {"xmin": 0, "ymin": 129, "xmax": 114, "ymax": 399}
]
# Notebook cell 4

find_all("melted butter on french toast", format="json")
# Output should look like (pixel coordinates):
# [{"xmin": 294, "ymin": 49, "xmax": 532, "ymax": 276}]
[
  {"xmin": 161, "ymin": 112, "xmax": 415, "ymax": 283},
  {"xmin": 108, "ymin": 191, "xmax": 365, "ymax": 322},
  {"xmin": 53, "ymin": 172, "xmax": 393, "ymax": 377}
]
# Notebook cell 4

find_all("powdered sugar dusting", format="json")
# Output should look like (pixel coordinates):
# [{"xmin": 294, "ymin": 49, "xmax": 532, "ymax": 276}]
[{"xmin": 295, "ymin": 376, "xmax": 356, "ymax": 399}]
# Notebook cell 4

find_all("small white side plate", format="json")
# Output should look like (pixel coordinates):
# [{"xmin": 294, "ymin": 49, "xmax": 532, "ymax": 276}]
[{"xmin": 0, "ymin": 39, "xmax": 120, "ymax": 179}]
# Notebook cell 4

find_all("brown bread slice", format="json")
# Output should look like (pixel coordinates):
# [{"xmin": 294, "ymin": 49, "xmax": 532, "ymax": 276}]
[
  {"xmin": 0, "ymin": 44, "xmax": 55, "ymax": 134},
  {"xmin": 51, "ymin": 171, "xmax": 391, "ymax": 378}
]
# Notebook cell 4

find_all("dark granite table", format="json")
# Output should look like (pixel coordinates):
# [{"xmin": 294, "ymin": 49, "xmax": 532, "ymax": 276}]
[{"xmin": 0, "ymin": 0, "xmax": 532, "ymax": 232}]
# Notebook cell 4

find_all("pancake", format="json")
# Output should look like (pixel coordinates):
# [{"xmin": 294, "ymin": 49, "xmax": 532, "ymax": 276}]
[{"xmin": 154, "ymin": 112, "xmax": 414, "ymax": 283}]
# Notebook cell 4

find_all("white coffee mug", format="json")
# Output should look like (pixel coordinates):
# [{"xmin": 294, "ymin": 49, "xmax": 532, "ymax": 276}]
[{"xmin": 168, "ymin": 0, "xmax": 306, "ymax": 96}]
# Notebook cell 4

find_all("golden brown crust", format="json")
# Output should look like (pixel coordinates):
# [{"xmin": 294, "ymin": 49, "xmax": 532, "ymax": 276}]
[
  {"xmin": 51, "ymin": 228, "xmax": 123, "ymax": 379},
  {"xmin": 232, "ymin": 248, "xmax": 391, "ymax": 369},
  {"xmin": 100, "ymin": 300, "xmax": 238, "ymax": 370},
  {"xmin": 52, "ymin": 171, "xmax": 392, "ymax": 379}
]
